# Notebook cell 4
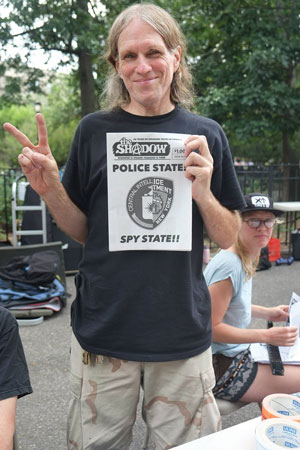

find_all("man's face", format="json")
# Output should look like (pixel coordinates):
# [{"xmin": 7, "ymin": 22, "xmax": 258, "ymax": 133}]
[{"xmin": 116, "ymin": 18, "xmax": 181, "ymax": 116}]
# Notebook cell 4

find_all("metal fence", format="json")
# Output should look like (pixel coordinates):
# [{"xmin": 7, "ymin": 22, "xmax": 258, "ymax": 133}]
[
  {"xmin": 235, "ymin": 164, "xmax": 300, "ymax": 202},
  {"xmin": 1, "ymin": 164, "xmax": 300, "ymax": 241}
]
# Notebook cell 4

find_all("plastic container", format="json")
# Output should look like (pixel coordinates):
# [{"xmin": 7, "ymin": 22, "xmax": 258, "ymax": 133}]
[
  {"xmin": 203, "ymin": 246, "xmax": 210, "ymax": 264},
  {"xmin": 267, "ymin": 237, "xmax": 281, "ymax": 262}
]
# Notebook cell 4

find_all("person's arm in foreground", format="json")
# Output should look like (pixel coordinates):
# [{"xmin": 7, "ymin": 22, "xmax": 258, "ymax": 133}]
[
  {"xmin": 0, "ymin": 396, "xmax": 17, "ymax": 450},
  {"xmin": 3, "ymin": 114, "xmax": 88, "ymax": 244},
  {"xmin": 210, "ymin": 278, "xmax": 298, "ymax": 347},
  {"xmin": 184, "ymin": 135, "xmax": 241, "ymax": 249}
]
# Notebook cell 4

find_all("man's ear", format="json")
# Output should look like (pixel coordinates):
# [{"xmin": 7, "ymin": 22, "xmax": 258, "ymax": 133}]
[
  {"xmin": 115, "ymin": 59, "xmax": 122, "ymax": 78},
  {"xmin": 173, "ymin": 46, "xmax": 182, "ymax": 71}
]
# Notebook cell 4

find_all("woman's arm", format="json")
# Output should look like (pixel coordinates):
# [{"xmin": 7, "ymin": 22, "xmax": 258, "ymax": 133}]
[
  {"xmin": 251, "ymin": 304, "xmax": 289, "ymax": 322},
  {"xmin": 210, "ymin": 279, "xmax": 298, "ymax": 346}
]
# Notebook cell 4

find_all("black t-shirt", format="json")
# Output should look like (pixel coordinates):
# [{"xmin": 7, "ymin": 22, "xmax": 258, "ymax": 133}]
[
  {"xmin": 62, "ymin": 106, "xmax": 245, "ymax": 362},
  {"xmin": 0, "ymin": 307, "xmax": 32, "ymax": 400}
]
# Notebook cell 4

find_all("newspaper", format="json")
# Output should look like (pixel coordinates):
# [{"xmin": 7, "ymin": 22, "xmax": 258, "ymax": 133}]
[{"xmin": 106, "ymin": 132, "xmax": 192, "ymax": 251}]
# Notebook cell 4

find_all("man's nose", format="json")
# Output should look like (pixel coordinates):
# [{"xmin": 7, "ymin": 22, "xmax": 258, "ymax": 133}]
[{"xmin": 136, "ymin": 56, "xmax": 152, "ymax": 73}]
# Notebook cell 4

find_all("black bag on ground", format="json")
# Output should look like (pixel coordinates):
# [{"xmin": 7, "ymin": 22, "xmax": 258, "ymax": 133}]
[
  {"xmin": 0, "ymin": 251, "xmax": 60, "ymax": 284},
  {"xmin": 257, "ymin": 246, "xmax": 272, "ymax": 271},
  {"xmin": 291, "ymin": 232, "xmax": 300, "ymax": 260}
]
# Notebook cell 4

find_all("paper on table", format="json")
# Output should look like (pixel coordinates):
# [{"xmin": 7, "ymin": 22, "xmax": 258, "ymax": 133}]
[{"xmin": 250, "ymin": 292, "xmax": 300, "ymax": 364}]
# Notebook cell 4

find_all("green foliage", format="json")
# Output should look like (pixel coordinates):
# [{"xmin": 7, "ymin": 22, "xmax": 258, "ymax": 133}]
[
  {"xmin": 1, "ymin": 0, "xmax": 300, "ymax": 164},
  {"xmin": 0, "ymin": 0, "xmax": 108, "ymax": 115},
  {"xmin": 187, "ymin": 0, "xmax": 300, "ymax": 163},
  {"xmin": 44, "ymin": 74, "xmax": 80, "ymax": 165},
  {"xmin": 0, "ymin": 74, "xmax": 80, "ymax": 167},
  {"xmin": 0, "ymin": 105, "xmax": 37, "ymax": 165},
  {"xmin": 0, "ymin": 53, "xmax": 49, "ymax": 107},
  {"xmin": 0, "ymin": 73, "xmax": 79, "ymax": 237}
]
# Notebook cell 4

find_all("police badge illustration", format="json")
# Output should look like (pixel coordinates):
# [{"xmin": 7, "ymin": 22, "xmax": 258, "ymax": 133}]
[
  {"xmin": 106, "ymin": 132, "xmax": 192, "ymax": 251},
  {"xmin": 127, "ymin": 178, "xmax": 173, "ymax": 229}
]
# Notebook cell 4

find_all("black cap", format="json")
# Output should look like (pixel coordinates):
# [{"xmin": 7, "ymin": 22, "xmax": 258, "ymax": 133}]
[{"xmin": 239, "ymin": 193, "xmax": 283, "ymax": 217}]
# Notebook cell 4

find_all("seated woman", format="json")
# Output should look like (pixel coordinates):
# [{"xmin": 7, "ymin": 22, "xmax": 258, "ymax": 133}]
[
  {"xmin": 0, "ymin": 306, "xmax": 32, "ymax": 450},
  {"xmin": 204, "ymin": 193, "xmax": 300, "ymax": 403}
]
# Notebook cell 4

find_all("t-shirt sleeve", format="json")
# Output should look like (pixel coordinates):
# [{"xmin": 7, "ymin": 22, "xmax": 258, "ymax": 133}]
[
  {"xmin": 0, "ymin": 309, "xmax": 32, "ymax": 400},
  {"xmin": 204, "ymin": 252, "xmax": 242, "ymax": 297},
  {"xmin": 62, "ymin": 124, "xmax": 89, "ymax": 215},
  {"xmin": 209, "ymin": 123, "xmax": 246, "ymax": 211}
]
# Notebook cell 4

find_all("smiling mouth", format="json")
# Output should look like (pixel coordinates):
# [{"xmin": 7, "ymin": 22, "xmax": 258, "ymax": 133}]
[{"xmin": 135, "ymin": 77, "xmax": 157, "ymax": 84}]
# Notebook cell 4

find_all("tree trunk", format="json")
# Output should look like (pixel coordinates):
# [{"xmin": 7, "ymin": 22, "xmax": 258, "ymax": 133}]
[
  {"xmin": 282, "ymin": 130, "xmax": 293, "ymax": 165},
  {"xmin": 282, "ymin": 130, "xmax": 297, "ymax": 201},
  {"xmin": 76, "ymin": 0, "xmax": 97, "ymax": 117},
  {"xmin": 78, "ymin": 49, "xmax": 97, "ymax": 117}
]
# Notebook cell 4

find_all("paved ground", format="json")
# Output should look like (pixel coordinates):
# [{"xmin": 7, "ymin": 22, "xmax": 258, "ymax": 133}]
[{"xmin": 15, "ymin": 260, "xmax": 300, "ymax": 449}]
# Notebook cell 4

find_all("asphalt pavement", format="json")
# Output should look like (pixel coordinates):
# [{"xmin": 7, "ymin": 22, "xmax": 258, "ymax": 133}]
[{"xmin": 15, "ymin": 259, "xmax": 300, "ymax": 449}]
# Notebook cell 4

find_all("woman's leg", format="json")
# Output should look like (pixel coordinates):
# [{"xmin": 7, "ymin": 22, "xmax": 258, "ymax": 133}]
[{"xmin": 240, "ymin": 363, "xmax": 300, "ymax": 403}]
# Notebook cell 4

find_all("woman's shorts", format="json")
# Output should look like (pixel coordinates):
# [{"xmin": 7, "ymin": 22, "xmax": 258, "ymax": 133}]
[{"xmin": 212, "ymin": 349, "xmax": 258, "ymax": 402}]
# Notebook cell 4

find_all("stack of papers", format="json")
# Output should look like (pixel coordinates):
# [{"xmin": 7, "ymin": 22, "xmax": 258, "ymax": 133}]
[{"xmin": 250, "ymin": 292, "xmax": 300, "ymax": 364}]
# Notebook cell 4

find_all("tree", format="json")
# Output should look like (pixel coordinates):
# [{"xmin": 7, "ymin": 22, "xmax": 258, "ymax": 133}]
[
  {"xmin": 186, "ymin": 0, "xmax": 300, "ymax": 164},
  {"xmin": 0, "ymin": 74, "xmax": 79, "ymax": 166},
  {"xmin": 1, "ymin": 0, "xmax": 139, "ymax": 116},
  {"xmin": 1, "ymin": 0, "xmax": 300, "ymax": 165},
  {"xmin": 45, "ymin": 74, "xmax": 80, "ymax": 165},
  {"xmin": 0, "ymin": 54, "xmax": 48, "ymax": 108},
  {"xmin": 1, "ymin": 0, "xmax": 108, "ymax": 116}
]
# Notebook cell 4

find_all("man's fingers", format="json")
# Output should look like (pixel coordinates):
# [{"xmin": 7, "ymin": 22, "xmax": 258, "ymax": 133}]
[
  {"xmin": 184, "ymin": 151, "xmax": 204, "ymax": 166},
  {"xmin": 184, "ymin": 135, "xmax": 210, "ymax": 158},
  {"xmin": 3, "ymin": 123, "xmax": 34, "ymax": 148},
  {"xmin": 18, "ymin": 154, "xmax": 38, "ymax": 175},
  {"xmin": 36, "ymin": 113, "xmax": 49, "ymax": 149},
  {"xmin": 185, "ymin": 165, "xmax": 211, "ymax": 180},
  {"xmin": 22, "ymin": 147, "xmax": 44, "ymax": 169},
  {"xmin": 4, "ymin": 114, "xmax": 50, "ymax": 155},
  {"xmin": 184, "ymin": 150, "xmax": 213, "ymax": 169}
]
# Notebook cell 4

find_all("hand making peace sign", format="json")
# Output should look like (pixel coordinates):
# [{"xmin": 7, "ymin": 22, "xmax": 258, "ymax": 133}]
[{"xmin": 3, "ymin": 114, "xmax": 60, "ymax": 197}]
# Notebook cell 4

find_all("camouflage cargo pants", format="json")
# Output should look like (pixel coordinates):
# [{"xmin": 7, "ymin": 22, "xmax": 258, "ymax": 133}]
[{"xmin": 67, "ymin": 333, "xmax": 221, "ymax": 450}]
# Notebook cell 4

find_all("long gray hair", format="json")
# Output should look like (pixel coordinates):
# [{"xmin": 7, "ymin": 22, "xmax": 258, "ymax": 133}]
[{"xmin": 102, "ymin": 3, "xmax": 195, "ymax": 110}]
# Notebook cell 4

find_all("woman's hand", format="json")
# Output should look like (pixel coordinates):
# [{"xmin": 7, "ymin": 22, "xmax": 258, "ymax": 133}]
[
  {"xmin": 265, "ymin": 325, "xmax": 298, "ymax": 346},
  {"xmin": 267, "ymin": 305, "xmax": 290, "ymax": 322},
  {"xmin": 3, "ymin": 114, "xmax": 60, "ymax": 197}
]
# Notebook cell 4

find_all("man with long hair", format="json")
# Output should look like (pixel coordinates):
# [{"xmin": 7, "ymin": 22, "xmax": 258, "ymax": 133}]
[{"xmin": 4, "ymin": 4, "xmax": 245, "ymax": 448}]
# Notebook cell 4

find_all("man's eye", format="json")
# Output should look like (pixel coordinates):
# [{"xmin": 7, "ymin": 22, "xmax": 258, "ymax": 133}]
[{"xmin": 149, "ymin": 49, "xmax": 160, "ymax": 56}]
